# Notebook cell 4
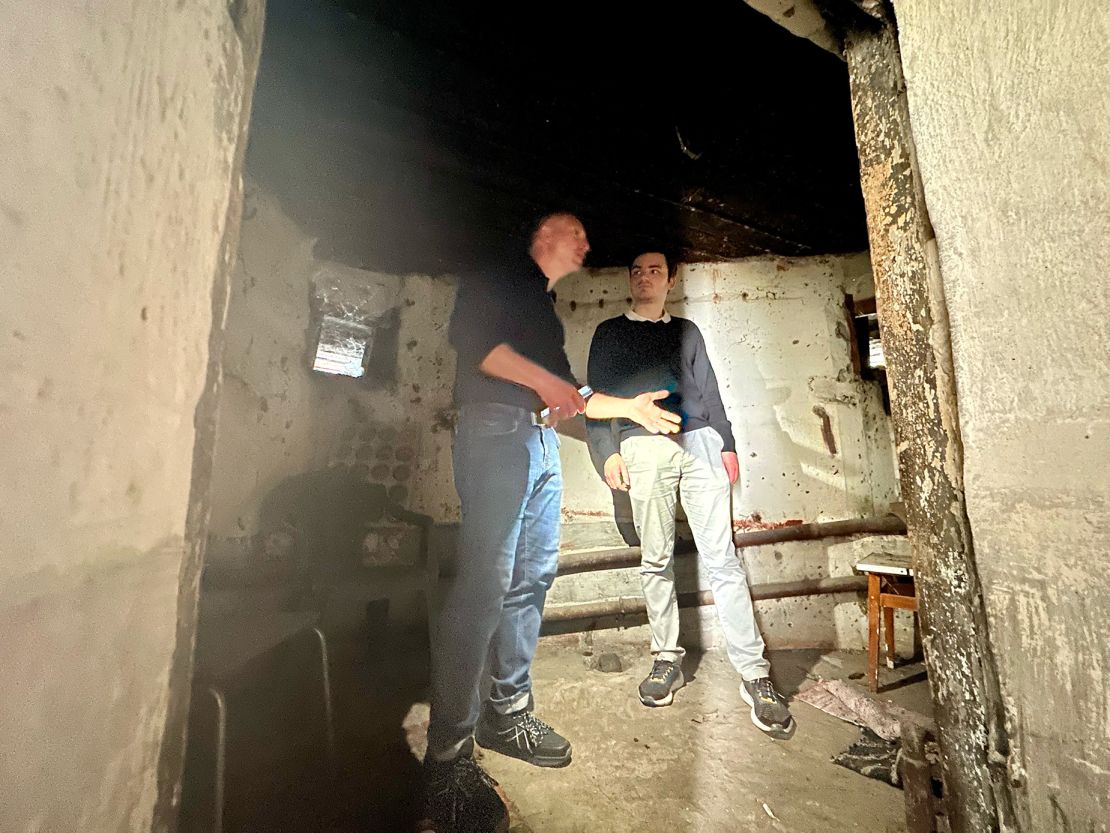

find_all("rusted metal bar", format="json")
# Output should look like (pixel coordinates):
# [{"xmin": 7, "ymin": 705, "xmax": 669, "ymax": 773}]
[
  {"xmin": 542, "ymin": 575, "xmax": 867, "ymax": 623},
  {"xmin": 556, "ymin": 514, "xmax": 906, "ymax": 577},
  {"xmin": 902, "ymin": 719, "xmax": 943, "ymax": 833},
  {"xmin": 557, "ymin": 539, "xmax": 696, "ymax": 576},
  {"xmin": 734, "ymin": 513, "xmax": 905, "ymax": 548}
]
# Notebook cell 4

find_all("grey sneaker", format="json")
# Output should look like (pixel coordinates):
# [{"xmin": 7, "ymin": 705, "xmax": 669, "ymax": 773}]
[
  {"xmin": 417, "ymin": 742, "xmax": 509, "ymax": 833},
  {"xmin": 474, "ymin": 701, "xmax": 572, "ymax": 768},
  {"xmin": 740, "ymin": 677, "xmax": 796, "ymax": 740},
  {"xmin": 638, "ymin": 659, "xmax": 685, "ymax": 707}
]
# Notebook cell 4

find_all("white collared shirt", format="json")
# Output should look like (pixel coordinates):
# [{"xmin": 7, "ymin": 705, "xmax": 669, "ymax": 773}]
[{"xmin": 625, "ymin": 308, "xmax": 672, "ymax": 324}]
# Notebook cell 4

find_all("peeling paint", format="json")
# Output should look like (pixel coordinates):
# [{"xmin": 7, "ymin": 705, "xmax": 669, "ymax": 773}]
[{"xmin": 732, "ymin": 516, "xmax": 805, "ymax": 532}]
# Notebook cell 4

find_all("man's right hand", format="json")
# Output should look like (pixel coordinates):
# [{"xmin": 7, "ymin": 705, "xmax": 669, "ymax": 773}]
[
  {"xmin": 627, "ymin": 390, "xmax": 682, "ymax": 435},
  {"xmin": 604, "ymin": 453, "xmax": 630, "ymax": 491},
  {"xmin": 536, "ymin": 374, "xmax": 587, "ymax": 425}
]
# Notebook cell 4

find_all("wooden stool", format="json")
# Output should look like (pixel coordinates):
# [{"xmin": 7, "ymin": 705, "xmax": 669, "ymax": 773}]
[{"xmin": 855, "ymin": 551, "xmax": 918, "ymax": 692}]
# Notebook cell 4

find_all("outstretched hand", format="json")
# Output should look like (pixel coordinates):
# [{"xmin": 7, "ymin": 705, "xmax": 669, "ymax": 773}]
[{"xmin": 627, "ymin": 390, "xmax": 682, "ymax": 435}]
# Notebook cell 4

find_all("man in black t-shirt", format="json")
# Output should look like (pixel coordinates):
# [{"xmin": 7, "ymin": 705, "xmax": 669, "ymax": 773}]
[
  {"xmin": 586, "ymin": 251, "xmax": 796, "ymax": 741},
  {"xmin": 420, "ymin": 218, "xmax": 681, "ymax": 831}
]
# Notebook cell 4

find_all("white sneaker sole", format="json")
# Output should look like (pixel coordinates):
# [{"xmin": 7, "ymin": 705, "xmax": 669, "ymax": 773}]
[{"xmin": 740, "ymin": 684, "xmax": 797, "ymax": 740}]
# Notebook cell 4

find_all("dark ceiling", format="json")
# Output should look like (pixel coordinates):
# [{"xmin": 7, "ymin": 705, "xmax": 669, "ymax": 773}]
[{"xmin": 246, "ymin": 0, "xmax": 868, "ymax": 274}]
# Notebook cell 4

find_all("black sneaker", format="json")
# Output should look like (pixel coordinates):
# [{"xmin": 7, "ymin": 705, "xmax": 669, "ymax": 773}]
[
  {"xmin": 474, "ymin": 701, "xmax": 572, "ymax": 768},
  {"xmin": 740, "ymin": 677, "xmax": 797, "ymax": 741},
  {"xmin": 638, "ymin": 659, "xmax": 685, "ymax": 707},
  {"xmin": 417, "ymin": 744, "xmax": 509, "ymax": 833}
]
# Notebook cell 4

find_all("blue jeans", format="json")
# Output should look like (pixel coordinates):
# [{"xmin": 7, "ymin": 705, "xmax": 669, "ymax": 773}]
[{"xmin": 426, "ymin": 403, "xmax": 562, "ymax": 760}]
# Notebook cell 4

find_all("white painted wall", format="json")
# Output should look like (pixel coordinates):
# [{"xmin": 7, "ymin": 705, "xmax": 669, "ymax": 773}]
[
  {"xmin": 207, "ymin": 183, "xmax": 459, "ymax": 556},
  {"xmin": 209, "ymin": 188, "xmax": 902, "ymax": 647},
  {"xmin": 894, "ymin": 0, "xmax": 1110, "ymax": 826},
  {"xmin": 0, "ymin": 3, "xmax": 258, "ymax": 830},
  {"xmin": 549, "ymin": 257, "xmax": 902, "ymax": 652},
  {"xmin": 556, "ymin": 256, "xmax": 899, "ymax": 530}
]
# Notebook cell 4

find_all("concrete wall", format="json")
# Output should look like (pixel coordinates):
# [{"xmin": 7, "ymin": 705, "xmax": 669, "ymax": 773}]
[
  {"xmin": 557, "ymin": 256, "xmax": 898, "ymax": 528},
  {"xmin": 549, "ymin": 257, "xmax": 903, "ymax": 651},
  {"xmin": 211, "ymin": 208, "xmax": 897, "ymax": 539},
  {"xmin": 206, "ymin": 196, "xmax": 902, "ymax": 647},
  {"xmin": 204, "ymin": 183, "xmax": 458, "ymax": 635},
  {"xmin": 893, "ymin": 1, "xmax": 1110, "ymax": 826},
  {"xmin": 206, "ymin": 182, "xmax": 458, "ymax": 552},
  {"xmin": 0, "ymin": 3, "xmax": 260, "ymax": 831}
]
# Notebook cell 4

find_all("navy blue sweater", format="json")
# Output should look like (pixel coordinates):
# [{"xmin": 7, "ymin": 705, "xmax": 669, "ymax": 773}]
[{"xmin": 586, "ymin": 314, "xmax": 736, "ymax": 460}]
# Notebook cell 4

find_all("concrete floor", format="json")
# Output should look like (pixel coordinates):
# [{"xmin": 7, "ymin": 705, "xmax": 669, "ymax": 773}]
[
  {"xmin": 466, "ymin": 636, "xmax": 930, "ymax": 833},
  {"xmin": 200, "ymin": 624, "xmax": 931, "ymax": 832}
]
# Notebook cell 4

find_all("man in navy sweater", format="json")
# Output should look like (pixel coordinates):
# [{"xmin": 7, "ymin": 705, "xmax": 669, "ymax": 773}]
[{"xmin": 586, "ymin": 251, "xmax": 796, "ymax": 740}]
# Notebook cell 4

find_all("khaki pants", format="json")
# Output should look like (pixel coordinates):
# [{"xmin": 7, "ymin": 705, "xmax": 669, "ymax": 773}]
[{"xmin": 622, "ymin": 428, "xmax": 770, "ymax": 681}]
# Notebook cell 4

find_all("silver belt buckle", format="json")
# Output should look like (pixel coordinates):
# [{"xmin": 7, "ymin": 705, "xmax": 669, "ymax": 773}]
[{"xmin": 534, "ymin": 385, "xmax": 593, "ymax": 426}]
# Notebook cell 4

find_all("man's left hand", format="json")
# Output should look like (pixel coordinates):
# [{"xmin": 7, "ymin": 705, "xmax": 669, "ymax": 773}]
[
  {"xmin": 722, "ymin": 451, "xmax": 740, "ymax": 485},
  {"xmin": 627, "ymin": 390, "xmax": 682, "ymax": 435}
]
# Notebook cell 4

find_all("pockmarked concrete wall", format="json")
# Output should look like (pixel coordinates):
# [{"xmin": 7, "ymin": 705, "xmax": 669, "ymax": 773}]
[
  {"xmin": 211, "ymin": 230, "xmax": 897, "ymax": 535},
  {"xmin": 207, "ymin": 205, "xmax": 900, "ymax": 647},
  {"xmin": 894, "ymin": 0, "xmax": 1110, "ymax": 825},
  {"xmin": 557, "ymin": 255, "xmax": 899, "ymax": 529},
  {"xmin": 0, "ymin": 3, "xmax": 261, "ymax": 831},
  {"xmin": 206, "ymin": 183, "xmax": 459, "ymax": 554},
  {"xmin": 550, "ymin": 256, "xmax": 902, "ymax": 651}
]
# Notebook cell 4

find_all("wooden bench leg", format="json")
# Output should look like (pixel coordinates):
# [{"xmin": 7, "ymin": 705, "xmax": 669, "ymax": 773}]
[{"xmin": 867, "ymin": 573, "xmax": 880, "ymax": 692}]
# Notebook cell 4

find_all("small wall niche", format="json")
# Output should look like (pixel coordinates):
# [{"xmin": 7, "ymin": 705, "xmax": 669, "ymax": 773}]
[{"xmin": 308, "ymin": 263, "xmax": 399, "ymax": 386}]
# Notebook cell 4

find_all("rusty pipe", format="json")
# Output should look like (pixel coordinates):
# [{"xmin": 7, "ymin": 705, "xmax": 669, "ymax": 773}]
[
  {"xmin": 556, "ymin": 514, "xmax": 905, "ymax": 576},
  {"xmin": 557, "ymin": 538, "xmax": 697, "ymax": 576},
  {"xmin": 734, "ymin": 513, "xmax": 905, "ymax": 548},
  {"xmin": 542, "ymin": 575, "xmax": 868, "ymax": 623}
]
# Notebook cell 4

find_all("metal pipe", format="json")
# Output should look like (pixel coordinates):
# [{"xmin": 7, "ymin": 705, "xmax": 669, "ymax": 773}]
[
  {"xmin": 733, "ymin": 513, "xmax": 905, "ymax": 548},
  {"xmin": 555, "ymin": 514, "xmax": 906, "ymax": 576},
  {"xmin": 542, "ymin": 575, "xmax": 868, "ymax": 623},
  {"xmin": 557, "ymin": 539, "xmax": 696, "ymax": 576}
]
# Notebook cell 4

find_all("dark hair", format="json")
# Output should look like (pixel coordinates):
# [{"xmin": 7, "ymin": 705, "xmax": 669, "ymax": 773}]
[{"xmin": 629, "ymin": 250, "xmax": 678, "ymax": 279}]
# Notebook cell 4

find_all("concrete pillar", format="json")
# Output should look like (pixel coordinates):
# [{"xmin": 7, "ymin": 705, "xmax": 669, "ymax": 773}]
[
  {"xmin": 844, "ymin": 13, "xmax": 1021, "ymax": 833},
  {"xmin": 0, "ymin": 2, "xmax": 264, "ymax": 831}
]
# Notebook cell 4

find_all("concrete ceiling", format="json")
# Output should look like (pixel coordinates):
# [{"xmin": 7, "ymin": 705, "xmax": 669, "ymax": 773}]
[{"xmin": 247, "ymin": 0, "xmax": 868, "ymax": 274}]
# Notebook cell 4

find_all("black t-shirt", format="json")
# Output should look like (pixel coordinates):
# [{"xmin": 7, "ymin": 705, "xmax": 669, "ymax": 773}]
[{"xmin": 448, "ymin": 251, "xmax": 576, "ymax": 410}]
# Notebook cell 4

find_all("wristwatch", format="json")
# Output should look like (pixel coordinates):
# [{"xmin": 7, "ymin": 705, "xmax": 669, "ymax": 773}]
[{"xmin": 536, "ymin": 385, "xmax": 594, "ymax": 426}]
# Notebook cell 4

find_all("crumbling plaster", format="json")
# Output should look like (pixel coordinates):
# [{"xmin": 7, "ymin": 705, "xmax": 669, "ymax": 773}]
[
  {"xmin": 556, "ymin": 256, "xmax": 899, "ymax": 530},
  {"xmin": 893, "ymin": 0, "xmax": 1110, "ymax": 826},
  {"xmin": 212, "ymin": 194, "xmax": 898, "ymax": 545},
  {"xmin": 551, "ymin": 256, "xmax": 903, "ymax": 652},
  {"xmin": 0, "ymin": 2, "xmax": 261, "ymax": 831},
  {"xmin": 206, "ymin": 182, "xmax": 459, "ymax": 554},
  {"xmin": 207, "ymin": 188, "xmax": 902, "ymax": 649},
  {"xmin": 742, "ymin": 0, "xmax": 843, "ymax": 55}
]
